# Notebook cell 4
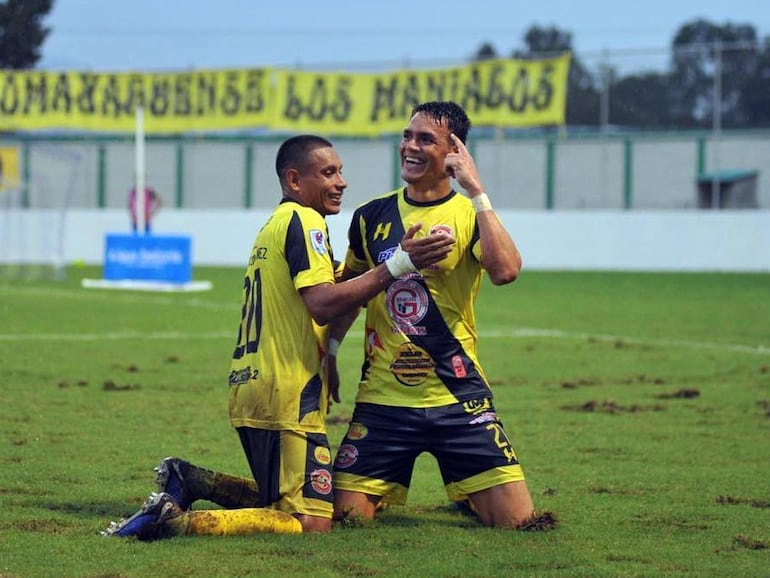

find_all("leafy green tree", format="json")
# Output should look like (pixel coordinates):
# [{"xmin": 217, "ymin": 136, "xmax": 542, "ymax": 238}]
[
  {"xmin": 515, "ymin": 25, "xmax": 601, "ymax": 126},
  {"xmin": 670, "ymin": 18, "xmax": 760, "ymax": 128},
  {"xmin": 609, "ymin": 72, "xmax": 677, "ymax": 128},
  {"xmin": 473, "ymin": 42, "xmax": 497, "ymax": 61},
  {"xmin": 0, "ymin": 0, "xmax": 54, "ymax": 69}
]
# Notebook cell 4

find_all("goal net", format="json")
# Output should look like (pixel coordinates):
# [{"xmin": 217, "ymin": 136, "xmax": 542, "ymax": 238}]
[{"xmin": 0, "ymin": 145, "xmax": 83, "ymax": 280}]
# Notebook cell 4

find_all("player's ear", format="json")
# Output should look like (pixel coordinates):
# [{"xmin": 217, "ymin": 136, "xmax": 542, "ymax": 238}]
[{"xmin": 285, "ymin": 168, "xmax": 301, "ymax": 192}]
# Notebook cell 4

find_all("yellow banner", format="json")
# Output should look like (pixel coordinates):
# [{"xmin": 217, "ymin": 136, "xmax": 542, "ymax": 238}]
[
  {"xmin": 275, "ymin": 54, "xmax": 570, "ymax": 135},
  {"xmin": 0, "ymin": 55, "xmax": 570, "ymax": 134},
  {"xmin": 0, "ymin": 69, "xmax": 273, "ymax": 132}
]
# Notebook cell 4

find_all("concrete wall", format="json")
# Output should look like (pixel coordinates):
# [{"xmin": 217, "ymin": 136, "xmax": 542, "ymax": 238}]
[
  {"xmin": 3, "ymin": 131, "xmax": 769, "ymax": 211},
  {"xmin": 3, "ymin": 209, "xmax": 768, "ymax": 272}
]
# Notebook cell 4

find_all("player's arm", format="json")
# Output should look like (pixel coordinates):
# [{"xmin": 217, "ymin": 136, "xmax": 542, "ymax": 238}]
[
  {"xmin": 325, "ymin": 293, "xmax": 361, "ymax": 405},
  {"xmin": 300, "ymin": 223, "xmax": 454, "ymax": 325},
  {"xmin": 445, "ymin": 133, "xmax": 521, "ymax": 285}
]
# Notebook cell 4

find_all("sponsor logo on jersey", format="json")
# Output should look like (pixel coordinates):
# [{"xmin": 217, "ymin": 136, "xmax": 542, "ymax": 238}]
[
  {"xmin": 462, "ymin": 397, "xmax": 492, "ymax": 415},
  {"xmin": 372, "ymin": 221, "xmax": 393, "ymax": 241},
  {"xmin": 314, "ymin": 446, "xmax": 332, "ymax": 465},
  {"xmin": 389, "ymin": 342, "xmax": 435, "ymax": 386},
  {"xmin": 377, "ymin": 246, "xmax": 397, "ymax": 263},
  {"xmin": 451, "ymin": 355, "xmax": 467, "ymax": 378},
  {"xmin": 309, "ymin": 229, "xmax": 327, "ymax": 255},
  {"xmin": 228, "ymin": 366, "xmax": 257, "ymax": 386},
  {"xmin": 310, "ymin": 468, "xmax": 332, "ymax": 495},
  {"xmin": 334, "ymin": 444, "xmax": 359, "ymax": 468}
]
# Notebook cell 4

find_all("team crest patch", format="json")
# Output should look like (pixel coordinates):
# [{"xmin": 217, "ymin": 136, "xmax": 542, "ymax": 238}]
[
  {"xmin": 334, "ymin": 444, "xmax": 358, "ymax": 468},
  {"xmin": 310, "ymin": 469, "xmax": 332, "ymax": 495},
  {"xmin": 429, "ymin": 224, "xmax": 454, "ymax": 238},
  {"xmin": 309, "ymin": 229, "xmax": 327, "ymax": 255},
  {"xmin": 386, "ymin": 278, "xmax": 429, "ymax": 333}
]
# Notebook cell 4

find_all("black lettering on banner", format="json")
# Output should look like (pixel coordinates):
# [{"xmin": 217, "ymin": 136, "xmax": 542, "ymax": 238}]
[
  {"xmin": 150, "ymin": 77, "xmax": 170, "ymax": 116},
  {"xmin": 306, "ymin": 76, "xmax": 327, "ymax": 121},
  {"xmin": 369, "ymin": 76, "xmax": 397, "ymax": 122},
  {"xmin": 507, "ymin": 67, "xmax": 529, "ymax": 113},
  {"xmin": 330, "ymin": 76, "xmax": 352, "ymax": 121},
  {"xmin": 124, "ymin": 74, "xmax": 145, "ymax": 114},
  {"xmin": 425, "ymin": 71, "xmax": 451, "ymax": 102},
  {"xmin": 78, "ymin": 73, "xmax": 97, "ymax": 114},
  {"xmin": 1, "ymin": 73, "xmax": 19, "ymax": 114},
  {"xmin": 283, "ymin": 76, "xmax": 302, "ymax": 120},
  {"xmin": 174, "ymin": 74, "xmax": 192, "ymax": 116},
  {"xmin": 283, "ymin": 74, "xmax": 352, "ymax": 122},
  {"xmin": 197, "ymin": 73, "xmax": 217, "ymax": 116},
  {"xmin": 244, "ymin": 69, "xmax": 265, "ymax": 113},
  {"xmin": 221, "ymin": 71, "xmax": 240, "ymax": 115},
  {"xmin": 485, "ymin": 64, "xmax": 505, "ymax": 109},
  {"xmin": 401, "ymin": 74, "xmax": 421, "ymax": 119},
  {"xmin": 533, "ymin": 64, "xmax": 555, "ymax": 110},
  {"xmin": 101, "ymin": 75, "xmax": 123, "ymax": 117},
  {"xmin": 23, "ymin": 73, "xmax": 47, "ymax": 114},
  {"xmin": 461, "ymin": 67, "xmax": 483, "ymax": 114},
  {"xmin": 52, "ymin": 74, "xmax": 72, "ymax": 113}
]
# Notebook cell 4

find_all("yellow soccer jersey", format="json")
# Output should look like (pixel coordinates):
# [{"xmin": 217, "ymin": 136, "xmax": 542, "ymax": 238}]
[
  {"xmin": 345, "ymin": 188, "xmax": 491, "ymax": 408},
  {"xmin": 229, "ymin": 199, "xmax": 336, "ymax": 433}
]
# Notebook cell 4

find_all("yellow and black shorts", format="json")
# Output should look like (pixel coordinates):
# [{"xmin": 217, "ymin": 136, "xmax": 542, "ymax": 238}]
[{"xmin": 238, "ymin": 427, "xmax": 333, "ymax": 519}]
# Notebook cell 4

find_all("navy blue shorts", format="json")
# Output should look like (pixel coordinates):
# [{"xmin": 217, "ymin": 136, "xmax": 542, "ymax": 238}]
[{"xmin": 332, "ymin": 398, "xmax": 526, "ymax": 504}]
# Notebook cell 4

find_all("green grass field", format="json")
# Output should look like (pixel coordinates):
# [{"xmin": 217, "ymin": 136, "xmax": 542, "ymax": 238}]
[{"xmin": 1, "ymin": 266, "xmax": 768, "ymax": 577}]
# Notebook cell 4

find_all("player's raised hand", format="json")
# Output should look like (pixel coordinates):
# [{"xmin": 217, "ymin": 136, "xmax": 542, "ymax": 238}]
[{"xmin": 444, "ymin": 133, "xmax": 484, "ymax": 196}]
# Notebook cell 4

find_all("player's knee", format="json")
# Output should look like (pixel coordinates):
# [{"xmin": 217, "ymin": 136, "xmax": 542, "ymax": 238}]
[{"xmin": 297, "ymin": 514, "xmax": 332, "ymax": 533}]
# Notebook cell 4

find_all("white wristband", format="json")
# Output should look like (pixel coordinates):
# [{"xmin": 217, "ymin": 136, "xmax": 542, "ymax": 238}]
[
  {"xmin": 384, "ymin": 244, "xmax": 417, "ymax": 278},
  {"xmin": 327, "ymin": 338, "xmax": 340, "ymax": 357},
  {"xmin": 471, "ymin": 193, "xmax": 493, "ymax": 213}
]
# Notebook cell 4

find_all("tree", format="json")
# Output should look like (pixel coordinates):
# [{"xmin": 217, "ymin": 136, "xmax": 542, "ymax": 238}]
[
  {"xmin": 0, "ymin": 0, "xmax": 54, "ymax": 69},
  {"xmin": 513, "ymin": 25, "xmax": 601, "ymax": 127},
  {"xmin": 670, "ymin": 18, "xmax": 760, "ymax": 129},
  {"xmin": 473, "ymin": 42, "xmax": 498, "ymax": 61},
  {"xmin": 741, "ymin": 37, "xmax": 770, "ymax": 126},
  {"xmin": 609, "ymin": 72, "xmax": 678, "ymax": 128}
]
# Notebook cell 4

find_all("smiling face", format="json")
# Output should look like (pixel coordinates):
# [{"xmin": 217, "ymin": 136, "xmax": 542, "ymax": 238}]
[
  {"xmin": 399, "ymin": 112, "xmax": 455, "ymax": 192},
  {"xmin": 290, "ymin": 146, "xmax": 346, "ymax": 216}
]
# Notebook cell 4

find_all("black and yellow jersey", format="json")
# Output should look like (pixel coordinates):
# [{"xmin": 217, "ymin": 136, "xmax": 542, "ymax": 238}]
[
  {"xmin": 229, "ymin": 199, "xmax": 335, "ymax": 433},
  {"xmin": 345, "ymin": 188, "xmax": 491, "ymax": 408}
]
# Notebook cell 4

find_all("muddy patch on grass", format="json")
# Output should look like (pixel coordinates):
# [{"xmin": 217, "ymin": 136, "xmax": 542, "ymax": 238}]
[
  {"xmin": 561, "ymin": 400, "xmax": 665, "ymax": 414},
  {"xmin": 656, "ymin": 388, "xmax": 700, "ymax": 399},
  {"xmin": 715, "ymin": 495, "xmax": 770, "ymax": 509}
]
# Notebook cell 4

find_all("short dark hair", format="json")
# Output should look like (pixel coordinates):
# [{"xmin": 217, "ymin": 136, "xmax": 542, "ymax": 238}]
[
  {"xmin": 275, "ymin": 134, "xmax": 333, "ymax": 183},
  {"xmin": 410, "ymin": 101, "xmax": 471, "ymax": 144}
]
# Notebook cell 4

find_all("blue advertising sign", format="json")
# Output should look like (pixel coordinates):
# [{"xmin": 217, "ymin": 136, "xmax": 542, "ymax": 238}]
[{"xmin": 104, "ymin": 234, "xmax": 192, "ymax": 283}]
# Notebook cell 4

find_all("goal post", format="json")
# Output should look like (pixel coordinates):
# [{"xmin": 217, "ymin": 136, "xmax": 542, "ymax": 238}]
[{"xmin": 0, "ymin": 144, "xmax": 82, "ymax": 280}]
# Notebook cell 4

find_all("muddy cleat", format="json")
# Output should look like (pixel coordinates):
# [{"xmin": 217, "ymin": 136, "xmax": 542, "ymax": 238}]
[
  {"xmin": 101, "ymin": 492, "xmax": 182, "ymax": 540},
  {"xmin": 155, "ymin": 457, "xmax": 195, "ymax": 510}
]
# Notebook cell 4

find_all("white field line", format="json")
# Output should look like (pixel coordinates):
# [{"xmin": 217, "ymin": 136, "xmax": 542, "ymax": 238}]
[
  {"xmin": 0, "ymin": 327, "xmax": 768, "ymax": 356},
  {"xmin": 0, "ymin": 286, "xmax": 235, "ymax": 310}
]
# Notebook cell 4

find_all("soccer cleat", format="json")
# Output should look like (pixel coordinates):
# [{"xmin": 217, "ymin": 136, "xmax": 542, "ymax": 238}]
[
  {"xmin": 155, "ymin": 456, "xmax": 195, "ymax": 510},
  {"xmin": 101, "ymin": 492, "xmax": 182, "ymax": 540}
]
